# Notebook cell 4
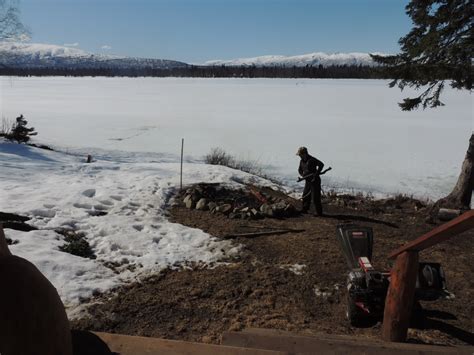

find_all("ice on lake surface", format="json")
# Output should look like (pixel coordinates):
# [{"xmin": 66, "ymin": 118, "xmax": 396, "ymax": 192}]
[{"xmin": 1, "ymin": 77, "xmax": 472, "ymax": 199}]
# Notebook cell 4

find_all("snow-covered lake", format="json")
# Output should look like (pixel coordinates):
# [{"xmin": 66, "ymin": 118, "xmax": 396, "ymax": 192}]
[
  {"xmin": 0, "ymin": 77, "xmax": 471, "ymax": 314},
  {"xmin": 1, "ymin": 77, "xmax": 472, "ymax": 199}
]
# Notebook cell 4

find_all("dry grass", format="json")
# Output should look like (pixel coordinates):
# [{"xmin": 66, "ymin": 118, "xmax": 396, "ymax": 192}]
[
  {"xmin": 0, "ymin": 116, "xmax": 13, "ymax": 137},
  {"xmin": 204, "ymin": 147, "xmax": 280, "ymax": 183}
]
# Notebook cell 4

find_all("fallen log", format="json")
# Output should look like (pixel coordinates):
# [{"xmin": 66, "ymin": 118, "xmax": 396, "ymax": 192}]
[{"xmin": 438, "ymin": 208, "xmax": 461, "ymax": 221}]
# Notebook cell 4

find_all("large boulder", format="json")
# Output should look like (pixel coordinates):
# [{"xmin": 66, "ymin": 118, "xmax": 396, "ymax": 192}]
[{"xmin": 0, "ymin": 226, "xmax": 72, "ymax": 355}]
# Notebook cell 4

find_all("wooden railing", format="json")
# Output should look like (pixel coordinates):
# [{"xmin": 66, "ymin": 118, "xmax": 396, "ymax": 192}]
[{"xmin": 382, "ymin": 210, "xmax": 474, "ymax": 342}]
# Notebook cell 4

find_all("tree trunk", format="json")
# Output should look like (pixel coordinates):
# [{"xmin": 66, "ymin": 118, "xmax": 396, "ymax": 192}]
[{"xmin": 435, "ymin": 133, "xmax": 473, "ymax": 210}]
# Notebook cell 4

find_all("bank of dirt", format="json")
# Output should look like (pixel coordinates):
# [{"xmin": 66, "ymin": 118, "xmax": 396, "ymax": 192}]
[{"xmin": 72, "ymin": 186, "xmax": 474, "ymax": 346}]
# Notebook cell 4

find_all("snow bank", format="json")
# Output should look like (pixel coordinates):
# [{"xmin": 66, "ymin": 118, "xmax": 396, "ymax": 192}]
[{"xmin": 0, "ymin": 140, "xmax": 273, "ymax": 316}]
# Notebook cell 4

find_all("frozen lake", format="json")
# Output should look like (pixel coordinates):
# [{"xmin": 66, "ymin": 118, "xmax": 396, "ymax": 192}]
[{"xmin": 1, "ymin": 77, "xmax": 472, "ymax": 199}]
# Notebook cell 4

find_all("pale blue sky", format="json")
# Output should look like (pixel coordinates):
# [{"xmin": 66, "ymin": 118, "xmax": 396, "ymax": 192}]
[{"xmin": 20, "ymin": 0, "xmax": 412, "ymax": 63}]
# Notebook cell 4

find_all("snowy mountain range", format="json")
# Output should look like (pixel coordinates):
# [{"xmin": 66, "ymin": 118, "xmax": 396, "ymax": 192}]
[
  {"xmin": 0, "ymin": 42, "xmax": 385, "ymax": 70},
  {"xmin": 0, "ymin": 42, "xmax": 188, "ymax": 69},
  {"xmin": 205, "ymin": 52, "xmax": 383, "ymax": 67}
]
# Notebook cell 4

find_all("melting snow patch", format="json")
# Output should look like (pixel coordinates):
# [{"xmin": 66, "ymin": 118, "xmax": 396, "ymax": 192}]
[
  {"xmin": 280, "ymin": 263, "xmax": 306, "ymax": 275},
  {"xmin": 314, "ymin": 284, "xmax": 343, "ymax": 299},
  {"xmin": 0, "ymin": 140, "xmax": 275, "ymax": 317}
]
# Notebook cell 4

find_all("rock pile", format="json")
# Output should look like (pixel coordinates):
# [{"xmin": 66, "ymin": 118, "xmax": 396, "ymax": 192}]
[{"xmin": 176, "ymin": 183, "xmax": 297, "ymax": 220}]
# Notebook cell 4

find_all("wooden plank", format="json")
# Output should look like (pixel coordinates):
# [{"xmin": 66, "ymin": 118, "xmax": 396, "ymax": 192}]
[
  {"xmin": 382, "ymin": 251, "xmax": 419, "ymax": 342},
  {"xmin": 93, "ymin": 332, "xmax": 287, "ymax": 355},
  {"xmin": 389, "ymin": 210, "xmax": 474, "ymax": 259},
  {"xmin": 222, "ymin": 328, "xmax": 472, "ymax": 354},
  {"xmin": 223, "ymin": 229, "xmax": 304, "ymax": 239},
  {"xmin": 249, "ymin": 187, "xmax": 268, "ymax": 204}
]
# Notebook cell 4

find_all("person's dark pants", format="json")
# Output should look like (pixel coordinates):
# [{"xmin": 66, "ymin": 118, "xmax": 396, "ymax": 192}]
[{"xmin": 302, "ymin": 178, "xmax": 323, "ymax": 215}]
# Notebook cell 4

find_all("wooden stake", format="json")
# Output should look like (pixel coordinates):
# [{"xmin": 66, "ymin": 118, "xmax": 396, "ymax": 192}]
[
  {"xmin": 180, "ymin": 138, "xmax": 184, "ymax": 191},
  {"xmin": 382, "ymin": 251, "xmax": 419, "ymax": 342}
]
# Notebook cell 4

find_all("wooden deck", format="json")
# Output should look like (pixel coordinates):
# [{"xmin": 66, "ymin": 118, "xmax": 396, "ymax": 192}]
[{"xmin": 69, "ymin": 329, "xmax": 474, "ymax": 354}]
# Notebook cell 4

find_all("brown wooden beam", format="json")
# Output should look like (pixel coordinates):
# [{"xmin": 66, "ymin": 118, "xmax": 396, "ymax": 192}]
[
  {"xmin": 223, "ymin": 328, "xmax": 473, "ymax": 354},
  {"xmin": 389, "ymin": 210, "xmax": 474, "ymax": 259},
  {"xmin": 93, "ymin": 332, "xmax": 286, "ymax": 355},
  {"xmin": 382, "ymin": 251, "xmax": 419, "ymax": 342}
]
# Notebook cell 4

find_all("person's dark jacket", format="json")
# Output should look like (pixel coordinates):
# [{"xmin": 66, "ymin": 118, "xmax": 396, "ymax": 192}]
[{"xmin": 298, "ymin": 155, "xmax": 324, "ymax": 182}]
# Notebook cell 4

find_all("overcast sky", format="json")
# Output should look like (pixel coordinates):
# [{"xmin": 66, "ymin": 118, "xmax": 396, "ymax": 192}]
[{"xmin": 20, "ymin": 0, "xmax": 412, "ymax": 63}]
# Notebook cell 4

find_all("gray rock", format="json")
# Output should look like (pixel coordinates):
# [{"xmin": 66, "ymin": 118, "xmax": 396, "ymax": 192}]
[
  {"xmin": 272, "ymin": 201, "xmax": 287, "ymax": 211},
  {"xmin": 196, "ymin": 198, "xmax": 208, "ymax": 210},
  {"xmin": 260, "ymin": 204, "xmax": 274, "ymax": 217},
  {"xmin": 208, "ymin": 202, "xmax": 217, "ymax": 212},
  {"xmin": 183, "ymin": 195, "xmax": 192, "ymax": 204},
  {"xmin": 220, "ymin": 204, "xmax": 233, "ymax": 214}
]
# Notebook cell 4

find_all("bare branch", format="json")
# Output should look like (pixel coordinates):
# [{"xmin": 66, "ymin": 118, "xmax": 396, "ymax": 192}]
[{"xmin": 0, "ymin": 0, "xmax": 30, "ymax": 42}]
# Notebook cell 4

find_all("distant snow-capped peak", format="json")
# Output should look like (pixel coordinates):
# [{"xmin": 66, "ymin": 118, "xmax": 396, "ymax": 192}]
[
  {"xmin": 205, "ymin": 52, "xmax": 386, "ymax": 67},
  {"xmin": 0, "ymin": 42, "xmax": 96, "ymax": 58},
  {"xmin": 0, "ymin": 42, "xmax": 187, "ymax": 69}
]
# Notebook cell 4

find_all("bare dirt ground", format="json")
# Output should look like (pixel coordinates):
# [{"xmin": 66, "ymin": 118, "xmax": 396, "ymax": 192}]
[{"xmin": 72, "ymin": 186, "xmax": 474, "ymax": 346}]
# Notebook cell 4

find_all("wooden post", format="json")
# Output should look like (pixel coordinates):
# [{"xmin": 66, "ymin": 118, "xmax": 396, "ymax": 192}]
[
  {"xmin": 382, "ymin": 251, "xmax": 419, "ymax": 342},
  {"xmin": 180, "ymin": 138, "xmax": 184, "ymax": 191}
]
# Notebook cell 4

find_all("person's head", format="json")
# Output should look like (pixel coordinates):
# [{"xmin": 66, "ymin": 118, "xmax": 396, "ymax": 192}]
[{"xmin": 296, "ymin": 146, "xmax": 308, "ymax": 159}]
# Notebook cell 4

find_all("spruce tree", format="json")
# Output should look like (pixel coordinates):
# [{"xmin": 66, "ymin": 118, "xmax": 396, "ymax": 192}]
[
  {"xmin": 372, "ymin": 0, "xmax": 472, "ymax": 110},
  {"xmin": 10, "ymin": 114, "xmax": 37, "ymax": 143},
  {"xmin": 373, "ymin": 0, "xmax": 473, "ymax": 210}
]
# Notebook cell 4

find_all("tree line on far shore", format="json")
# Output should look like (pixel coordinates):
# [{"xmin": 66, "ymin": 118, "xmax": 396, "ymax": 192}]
[{"xmin": 0, "ymin": 64, "xmax": 391, "ymax": 79}]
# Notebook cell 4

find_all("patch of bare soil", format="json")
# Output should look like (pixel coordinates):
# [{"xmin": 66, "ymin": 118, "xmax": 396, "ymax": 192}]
[{"xmin": 72, "ymin": 185, "xmax": 474, "ymax": 346}]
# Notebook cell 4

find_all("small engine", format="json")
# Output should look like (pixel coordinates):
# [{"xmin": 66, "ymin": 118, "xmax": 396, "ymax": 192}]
[{"xmin": 336, "ymin": 223, "xmax": 448, "ymax": 326}]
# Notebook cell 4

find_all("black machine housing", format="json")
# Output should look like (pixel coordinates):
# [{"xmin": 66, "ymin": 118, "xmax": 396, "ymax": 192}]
[{"xmin": 336, "ymin": 223, "xmax": 448, "ymax": 326}]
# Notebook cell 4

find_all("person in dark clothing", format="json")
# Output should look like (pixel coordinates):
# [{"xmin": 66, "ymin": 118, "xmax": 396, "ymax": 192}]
[{"xmin": 297, "ymin": 146, "xmax": 324, "ymax": 215}]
